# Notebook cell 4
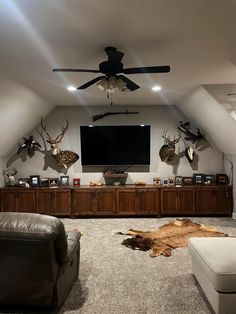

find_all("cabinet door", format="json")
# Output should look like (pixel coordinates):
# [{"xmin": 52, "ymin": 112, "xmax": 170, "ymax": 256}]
[
  {"xmin": 116, "ymin": 189, "xmax": 137, "ymax": 215},
  {"xmin": 54, "ymin": 189, "xmax": 71, "ymax": 216},
  {"xmin": 215, "ymin": 187, "xmax": 232, "ymax": 215},
  {"xmin": 137, "ymin": 189, "xmax": 160, "ymax": 215},
  {"xmin": 161, "ymin": 189, "xmax": 178, "ymax": 215},
  {"xmin": 16, "ymin": 190, "xmax": 36, "ymax": 213},
  {"xmin": 178, "ymin": 188, "xmax": 195, "ymax": 215},
  {"xmin": 1, "ymin": 190, "xmax": 17, "ymax": 212},
  {"xmin": 95, "ymin": 189, "xmax": 116, "ymax": 215},
  {"xmin": 36, "ymin": 190, "xmax": 54, "ymax": 215},
  {"xmin": 196, "ymin": 188, "xmax": 215, "ymax": 214},
  {"xmin": 72, "ymin": 189, "xmax": 94, "ymax": 216}
]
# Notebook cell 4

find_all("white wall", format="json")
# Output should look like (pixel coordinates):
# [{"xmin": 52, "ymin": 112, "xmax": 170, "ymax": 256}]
[{"xmin": 6, "ymin": 105, "xmax": 223, "ymax": 185}]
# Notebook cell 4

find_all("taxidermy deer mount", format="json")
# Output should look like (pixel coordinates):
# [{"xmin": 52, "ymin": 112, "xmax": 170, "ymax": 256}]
[
  {"xmin": 159, "ymin": 130, "xmax": 181, "ymax": 162},
  {"xmin": 178, "ymin": 121, "xmax": 205, "ymax": 143},
  {"xmin": 3, "ymin": 168, "xmax": 17, "ymax": 186},
  {"xmin": 41, "ymin": 118, "xmax": 79, "ymax": 169}
]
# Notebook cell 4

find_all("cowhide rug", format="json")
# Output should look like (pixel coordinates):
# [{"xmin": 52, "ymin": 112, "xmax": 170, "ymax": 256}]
[{"xmin": 117, "ymin": 219, "xmax": 228, "ymax": 257}]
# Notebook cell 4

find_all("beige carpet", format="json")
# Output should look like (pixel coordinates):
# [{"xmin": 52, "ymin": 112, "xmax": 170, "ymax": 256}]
[{"xmin": 2, "ymin": 217, "xmax": 236, "ymax": 314}]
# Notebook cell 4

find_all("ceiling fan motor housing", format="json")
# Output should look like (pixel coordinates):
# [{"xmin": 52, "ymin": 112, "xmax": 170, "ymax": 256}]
[{"xmin": 99, "ymin": 61, "xmax": 123, "ymax": 75}]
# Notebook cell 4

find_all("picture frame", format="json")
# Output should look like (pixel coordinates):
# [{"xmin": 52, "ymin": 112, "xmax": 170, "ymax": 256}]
[
  {"xmin": 193, "ymin": 173, "xmax": 204, "ymax": 185},
  {"xmin": 216, "ymin": 174, "xmax": 229, "ymax": 185},
  {"xmin": 183, "ymin": 176, "xmax": 194, "ymax": 186},
  {"xmin": 153, "ymin": 177, "xmax": 161, "ymax": 186},
  {"xmin": 162, "ymin": 178, "xmax": 169, "ymax": 187},
  {"xmin": 73, "ymin": 178, "xmax": 81, "ymax": 187},
  {"xmin": 168, "ymin": 177, "xmax": 175, "ymax": 186},
  {"xmin": 60, "ymin": 175, "xmax": 69, "ymax": 186},
  {"xmin": 204, "ymin": 174, "xmax": 215, "ymax": 185},
  {"xmin": 175, "ymin": 176, "xmax": 183, "ymax": 187},
  {"xmin": 30, "ymin": 175, "xmax": 40, "ymax": 187},
  {"xmin": 49, "ymin": 177, "xmax": 59, "ymax": 187},
  {"xmin": 40, "ymin": 178, "xmax": 49, "ymax": 187}
]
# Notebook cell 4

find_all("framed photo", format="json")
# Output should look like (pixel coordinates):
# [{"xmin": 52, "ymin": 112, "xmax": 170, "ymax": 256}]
[
  {"xmin": 175, "ymin": 176, "xmax": 183, "ymax": 187},
  {"xmin": 216, "ymin": 174, "xmax": 229, "ymax": 185},
  {"xmin": 162, "ymin": 178, "xmax": 169, "ymax": 187},
  {"xmin": 49, "ymin": 177, "xmax": 59, "ymax": 187},
  {"xmin": 193, "ymin": 173, "xmax": 204, "ymax": 185},
  {"xmin": 168, "ymin": 177, "xmax": 175, "ymax": 186},
  {"xmin": 153, "ymin": 177, "xmax": 161, "ymax": 186},
  {"xmin": 183, "ymin": 176, "xmax": 193, "ymax": 186},
  {"xmin": 30, "ymin": 175, "xmax": 40, "ymax": 187},
  {"xmin": 40, "ymin": 178, "xmax": 49, "ymax": 187},
  {"xmin": 73, "ymin": 178, "xmax": 81, "ymax": 187},
  {"xmin": 60, "ymin": 176, "xmax": 69, "ymax": 186},
  {"xmin": 204, "ymin": 175, "xmax": 215, "ymax": 185}
]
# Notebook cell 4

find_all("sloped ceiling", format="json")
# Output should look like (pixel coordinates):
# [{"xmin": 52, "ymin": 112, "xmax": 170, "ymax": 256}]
[{"xmin": 1, "ymin": 0, "xmax": 236, "ymax": 156}]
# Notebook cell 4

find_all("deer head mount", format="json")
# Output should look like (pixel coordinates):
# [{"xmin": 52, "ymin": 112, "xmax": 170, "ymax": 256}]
[
  {"xmin": 41, "ymin": 118, "xmax": 79, "ymax": 169},
  {"xmin": 3, "ymin": 168, "xmax": 17, "ymax": 186},
  {"xmin": 159, "ymin": 130, "xmax": 181, "ymax": 162}
]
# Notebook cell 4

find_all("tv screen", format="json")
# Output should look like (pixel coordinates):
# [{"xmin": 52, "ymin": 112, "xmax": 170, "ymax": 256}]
[{"xmin": 80, "ymin": 125, "xmax": 150, "ymax": 166}]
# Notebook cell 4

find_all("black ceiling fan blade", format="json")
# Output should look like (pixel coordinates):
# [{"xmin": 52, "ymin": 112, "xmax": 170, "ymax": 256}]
[
  {"xmin": 77, "ymin": 76, "xmax": 105, "ymax": 89},
  {"xmin": 52, "ymin": 68, "xmax": 100, "ymax": 73},
  {"xmin": 123, "ymin": 65, "xmax": 170, "ymax": 74},
  {"xmin": 118, "ymin": 75, "xmax": 140, "ymax": 91}
]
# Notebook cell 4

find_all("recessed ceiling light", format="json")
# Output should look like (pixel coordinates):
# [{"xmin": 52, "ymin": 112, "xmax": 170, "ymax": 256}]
[
  {"xmin": 152, "ymin": 85, "xmax": 162, "ymax": 91},
  {"xmin": 67, "ymin": 86, "xmax": 77, "ymax": 92}
]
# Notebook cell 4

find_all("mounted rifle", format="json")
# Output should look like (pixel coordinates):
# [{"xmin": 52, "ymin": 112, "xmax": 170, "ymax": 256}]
[{"xmin": 92, "ymin": 110, "xmax": 139, "ymax": 121}]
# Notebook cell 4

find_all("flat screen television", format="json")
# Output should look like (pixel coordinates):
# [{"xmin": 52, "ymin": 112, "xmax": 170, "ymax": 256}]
[{"xmin": 80, "ymin": 125, "xmax": 150, "ymax": 166}]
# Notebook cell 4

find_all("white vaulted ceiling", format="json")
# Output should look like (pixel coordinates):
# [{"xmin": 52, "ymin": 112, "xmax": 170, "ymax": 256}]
[{"xmin": 1, "ymin": 0, "xmax": 236, "ymax": 155}]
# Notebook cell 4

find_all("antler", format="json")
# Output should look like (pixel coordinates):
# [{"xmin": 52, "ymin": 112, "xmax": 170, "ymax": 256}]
[
  {"xmin": 3, "ymin": 168, "xmax": 17, "ymax": 177},
  {"xmin": 40, "ymin": 117, "xmax": 53, "ymax": 142},
  {"xmin": 162, "ymin": 130, "xmax": 181, "ymax": 144},
  {"xmin": 55, "ymin": 120, "xmax": 69, "ymax": 143}
]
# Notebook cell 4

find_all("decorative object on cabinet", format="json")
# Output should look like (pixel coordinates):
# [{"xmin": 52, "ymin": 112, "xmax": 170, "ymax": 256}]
[
  {"xmin": 175, "ymin": 176, "xmax": 183, "ymax": 187},
  {"xmin": 30, "ymin": 175, "xmax": 41, "ymax": 187},
  {"xmin": 193, "ymin": 174, "xmax": 204, "ymax": 185},
  {"xmin": 153, "ymin": 177, "xmax": 161, "ymax": 186},
  {"xmin": 103, "ymin": 172, "xmax": 128, "ymax": 185},
  {"xmin": 162, "ymin": 178, "xmax": 169, "ymax": 187},
  {"xmin": 159, "ymin": 130, "xmax": 181, "ymax": 162},
  {"xmin": 168, "ymin": 177, "xmax": 175, "ymax": 186},
  {"xmin": 73, "ymin": 178, "xmax": 81, "ymax": 187},
  {"xmin": 40, "ymin": 118, "xmax": 79, "ymax": 169},
  {"xmin": 135, "ymin": 181, "xmax": 146, "ymax": 186},
  {"xmin": 17, "ymin": 135, "xmax": 41, "ymax": 156},
  {"xmin": 40, "ymin": 178, "xmax": 49, "ymax": 187},
  {"xmin": 3, "ymin": 168, "xmax": 17, "ymax": 187},
  {"xmin": 18, "ymin": 178, "xmax": 30, "ymax": 188},
  {"xmin": 216, "ymin": 174, "xmax": 229, "ymax": 185},
  {"xmin": 204, "ymin": 175, "xmax": 215, "ymax": 185},
  {"xmin": 183, "ymin": 176, "xmax": 194, "ymax": 186},
  {"xmin": 49, "ymin": 178, "xmax": 59, "ymax": 187},
  {"xmin": 60, "ymin": 176, "xmax": 69, "ymax": 186}
]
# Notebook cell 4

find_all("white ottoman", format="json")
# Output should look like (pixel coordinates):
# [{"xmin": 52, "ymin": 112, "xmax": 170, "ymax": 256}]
[{"xmin": 189, "ymin": 238, "xmax": 236, "ymax": 314}]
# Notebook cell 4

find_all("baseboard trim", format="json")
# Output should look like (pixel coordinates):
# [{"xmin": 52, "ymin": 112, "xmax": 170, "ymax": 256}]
[{"xmin": 232, "ymin": 212, "xmax": 236, "ymax": 220}]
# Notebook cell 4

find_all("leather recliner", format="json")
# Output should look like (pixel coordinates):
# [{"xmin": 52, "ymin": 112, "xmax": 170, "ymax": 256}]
[{"xmin": 0, "ymin": 212, "xmax": 81, "ymax": 310}]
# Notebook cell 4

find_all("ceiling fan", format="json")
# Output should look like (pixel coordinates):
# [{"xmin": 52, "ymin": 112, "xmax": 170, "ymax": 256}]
[{"xmin": 52, "ymin": 47, "xmax": 170, "ymax": 92}]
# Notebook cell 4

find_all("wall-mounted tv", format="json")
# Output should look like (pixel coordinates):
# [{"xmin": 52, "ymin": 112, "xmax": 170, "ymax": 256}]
[{"xmin": 80, "ymin": 125, "xmax": 150, "ymax": 166}]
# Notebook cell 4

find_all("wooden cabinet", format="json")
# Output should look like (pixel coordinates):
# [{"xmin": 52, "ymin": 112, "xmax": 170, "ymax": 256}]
[
  {"xmin": 137, "ymin": 188, "xmax": 160, "ymax": 215},
  {"xmin": 116, "ymin": 188, "xmax": 159, "ymax": 216},
  {"xmin": 1, "ymin": 189, "xmax": 35, "ymax": 213},
  {"xmin": 72, "ymin": 188, "xmax": 116, "ymax": 216},
  {"xmin": 161, "ymin": 187, "xmax": 195, "ymax": 215},
  {"xmin": 116, "ymin": 188, "xmax": 137, "ymax": 215},
  {"xmin": 36, "ymin": 188, "xmax": 71, "ymax": 216},
  {"xmin": 196, "ymin": 186, "xmax": 232, "ymax": 215}
]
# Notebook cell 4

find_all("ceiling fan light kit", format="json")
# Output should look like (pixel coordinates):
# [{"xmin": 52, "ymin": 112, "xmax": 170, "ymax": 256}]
[{"xmin": 53, "ymin": 47, "xmax": 170, "ymax": 95}]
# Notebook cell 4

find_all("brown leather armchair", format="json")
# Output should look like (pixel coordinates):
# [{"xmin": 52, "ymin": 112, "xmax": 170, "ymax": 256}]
[{"xmin": 0, "ymin": 212, "xmax": 81, "ymax": 310}]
